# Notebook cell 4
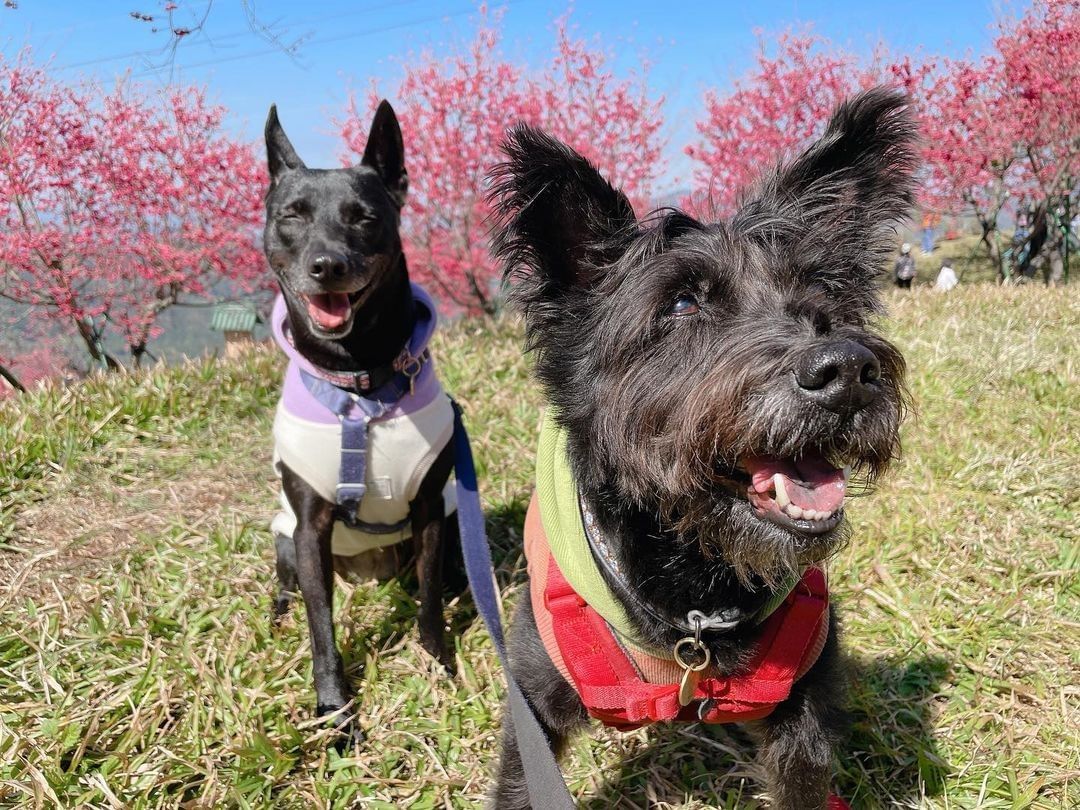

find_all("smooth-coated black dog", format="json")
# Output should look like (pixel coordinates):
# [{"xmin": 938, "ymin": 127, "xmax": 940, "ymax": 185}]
[
  {"xmin": 488, "ymin": 89, "xmax": 916, "ymax": 808},
  {"xmin": 263, "ymin": 101, "xmax": 458, "ymax": 744}
]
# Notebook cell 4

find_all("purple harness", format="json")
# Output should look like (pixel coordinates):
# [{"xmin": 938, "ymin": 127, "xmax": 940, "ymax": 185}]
[{"xmin": 271, "ymin": 284, "xmax": 442, "ymax": 532}]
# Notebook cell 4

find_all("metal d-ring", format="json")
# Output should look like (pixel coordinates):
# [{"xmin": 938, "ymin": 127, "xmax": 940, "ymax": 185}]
[
  {"xmin": 401, "ymin": 355, "xmax": 422, "ymax": 377},
  {"xmin": 401, "ymin": 354, "xmax": 423, "ymax": 395},
  {"xmin": 673, "ymin": 635, "xmax": 708, "ymax": 673},
  {"xmin": 674, "ymin": 616, "xmax": 711, "ymax": 707}
]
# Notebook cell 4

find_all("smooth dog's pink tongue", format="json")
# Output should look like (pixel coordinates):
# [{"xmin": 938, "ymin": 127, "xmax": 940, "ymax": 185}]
[
  {"xmin": 745, "ymin": 454, "xmax": 847, "ymax": 513},
  {"xmin": 306, "ymin": 293, "xmax": 351, "ymax": 330}
]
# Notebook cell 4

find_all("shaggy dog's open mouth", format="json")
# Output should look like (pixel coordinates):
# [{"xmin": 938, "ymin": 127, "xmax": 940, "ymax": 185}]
[
  {"xmin": 739, "ymin": 451, "xmax": 848, "ymax": 536},
  {"xmin": 301, "ymin": 289, "xmax": 366, "ymax": 335}
]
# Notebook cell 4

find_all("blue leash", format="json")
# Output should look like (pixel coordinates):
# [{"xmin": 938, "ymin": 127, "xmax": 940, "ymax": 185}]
[{"xmin": 451, "ymin": 401, "xmax": 575, "ymax": 809}]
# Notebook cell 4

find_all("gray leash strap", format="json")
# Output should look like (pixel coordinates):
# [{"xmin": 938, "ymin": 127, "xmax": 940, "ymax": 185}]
[{"xmin": 451, "ymin": 403, "xmax": 576, "ymax": 809}]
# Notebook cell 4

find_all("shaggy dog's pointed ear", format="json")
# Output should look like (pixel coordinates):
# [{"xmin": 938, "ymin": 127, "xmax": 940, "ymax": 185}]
[
  {"xmin": 768, "ymin": 87, "xmax": 916, "ymax": 222},
  {"xmin": 737, "ymin": 88, "xmax": 918, "ymax": 306},
  {"xmin": 265, "ymin": 104, "xmax": 306, "ymax": 181},
  {"xmin": 361, "ymin": 100, "xmax": 408, "ymax": 208},
  {"xmin": 489, "ymin": 126, "xmax": 637, "ymax": 299}
]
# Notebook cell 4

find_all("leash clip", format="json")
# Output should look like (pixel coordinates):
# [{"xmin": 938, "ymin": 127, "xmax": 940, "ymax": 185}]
[
  {"xmin": 687, "ymin": 608, "xmax": 741, "ymax": 633},
  {"xmin": 674, "ymin": 615, "xmax": 711, "ymax": 707}
]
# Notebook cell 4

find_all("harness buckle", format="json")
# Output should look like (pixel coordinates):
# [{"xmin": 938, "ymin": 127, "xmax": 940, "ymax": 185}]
[{"xmin": 352, "ymin": 370, "xmax": 371, "ymax": 392}]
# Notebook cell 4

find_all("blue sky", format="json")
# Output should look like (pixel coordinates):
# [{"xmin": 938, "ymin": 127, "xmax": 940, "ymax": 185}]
[{"xmin": 3, "ymin": 0, "xmax": 1010, "ymax": 192}]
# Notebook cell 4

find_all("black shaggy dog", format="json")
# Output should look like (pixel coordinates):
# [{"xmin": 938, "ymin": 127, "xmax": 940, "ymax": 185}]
[{"xmin": 488, "ymin": 89, "xmax": 916, "ymax": 808}]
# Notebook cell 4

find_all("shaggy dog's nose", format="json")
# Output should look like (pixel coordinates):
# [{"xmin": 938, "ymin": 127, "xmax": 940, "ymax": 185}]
[
  {"xmin": 309, "ymin": 251, "xmax": 348, "ymax": 280},
  {"xmin": 795, "ymin": 339, "xmax": 881, "ymax": 414}
]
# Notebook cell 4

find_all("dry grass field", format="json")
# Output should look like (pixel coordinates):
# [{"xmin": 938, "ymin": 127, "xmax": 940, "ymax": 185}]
[{"xmin": 1, "ymin": 284, "xmax": 1077, "ymax": 808}]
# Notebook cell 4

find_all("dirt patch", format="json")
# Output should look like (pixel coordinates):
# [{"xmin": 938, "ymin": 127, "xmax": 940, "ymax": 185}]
[{"xmin": 0, "ymin": 445, "xmax": 277, "ymax": 606}]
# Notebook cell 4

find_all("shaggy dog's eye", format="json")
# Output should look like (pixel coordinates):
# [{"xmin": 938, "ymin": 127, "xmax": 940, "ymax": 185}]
[{"xmin": 670, "ymin": 294, "xmax": 700, "ymax": 316}]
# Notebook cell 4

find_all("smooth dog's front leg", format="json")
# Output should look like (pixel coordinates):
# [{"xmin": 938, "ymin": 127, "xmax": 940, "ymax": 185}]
[
  {"xmin": 749, "ymin": 611, "xmax": 849, "ymax": 810},
  {"xmin": 280, "ymin": 464, "xmax": 360, "ymax": 743},
  {"xmin": 271, "ymin": 532, "xmax": 299, "ymax": 623},
  {"xmin": 411, "ymin": 441, "xmax": 455, "ymax": 671},
  {"xmin": 492, "ymin": 597, "xmax": 588, "ymax": 810}
]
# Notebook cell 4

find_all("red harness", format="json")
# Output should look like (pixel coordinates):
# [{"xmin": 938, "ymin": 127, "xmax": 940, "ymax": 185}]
[
  {"xmin": 523, "ymin": 491, "xmax": 848, "ymax": 808},
  {"xmin": 543, "ymin": 553, "xmax": 830, "ymax": 731}
]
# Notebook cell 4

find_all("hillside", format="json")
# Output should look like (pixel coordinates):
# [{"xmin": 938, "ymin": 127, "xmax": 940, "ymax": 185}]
[
  {"xmin": 1, "ymin": 286, "xmax": 1077, "ymax": 808},
  {"xmin": 0, "ymin": 234, "xmax": 1018, "ymax": 388}
]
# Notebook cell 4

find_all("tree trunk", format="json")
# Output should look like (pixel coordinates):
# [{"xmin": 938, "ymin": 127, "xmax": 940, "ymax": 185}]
[
  {"xmin": 74, "ymin": 316, "xmax": 123, "ymax": 371},
  {"xmin": 130, "ymin": 340, "xmax": 156, "ymax": 368},
  {"xmin": 129, "ymin": 320, "xmax": 156, "ymax": 368},
  {"xmin": 977, "ymin": 220, "xmax": 1006, "ymax": 283},
  {"xmin": 0, "ymin": 362, "xmax": 27, "ymax": 393}
]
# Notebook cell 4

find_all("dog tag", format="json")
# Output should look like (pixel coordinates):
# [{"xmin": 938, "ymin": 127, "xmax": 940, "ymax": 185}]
[
  {"xmin": 673, "ymin": 636, "xmax": 711, "ymax": 708},
  {"xmin": 678, "ymin": 666, "xmax": 701, "ymax": 707}
]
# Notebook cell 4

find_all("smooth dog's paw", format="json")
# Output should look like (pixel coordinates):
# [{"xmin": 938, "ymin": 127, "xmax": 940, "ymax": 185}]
[
  {"xmin": 316, "ymin": 703, "xmax": 365, "ymax": 752},
  {"xmin": 419, "ymin": 631, "xmax": 457, "ymax": 677},
  {"xmin": 270, "ymin": 590, "xmax": 296, "ymax": 627}
]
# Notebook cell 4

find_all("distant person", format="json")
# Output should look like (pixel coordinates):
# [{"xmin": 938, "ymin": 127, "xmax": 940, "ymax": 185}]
[
  {"xmin": 921, "ymin": 212, "xmax": 937, "ymax": 254},
  {"xmin": 935, "ymin": 259, "xmax": 958, "ymax": 292},
  {"xmin": 1014, "ymin": 199, "xmax": 1030, "ymax": 246},
  {"xmin": 894, "ymin": 242, "xmax": 917, "ymax": 289}
]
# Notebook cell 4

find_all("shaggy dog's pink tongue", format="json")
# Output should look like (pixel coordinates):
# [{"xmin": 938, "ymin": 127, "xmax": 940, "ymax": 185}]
[
  {"xmin": 743, "ymin": 451, "xmax": 847, "ymax": 523},
  {"xmin": 306, "ymin": 292, "xmax": 351, "ymax": 330}
]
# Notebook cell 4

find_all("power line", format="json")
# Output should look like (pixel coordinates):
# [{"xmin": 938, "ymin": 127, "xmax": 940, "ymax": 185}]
[
  {"xmin": 131, "ymin": 3, "xmax": 525, "ymax": 78},
  {"xmin": 53, "ymin": 0, "xmax": 444, "ymax": 73}
]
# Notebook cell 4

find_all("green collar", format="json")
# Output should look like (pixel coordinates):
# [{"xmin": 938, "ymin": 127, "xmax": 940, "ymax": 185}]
[{"xmin": 535, "ymin": 411, "xmax": 799, "ymax": 657}]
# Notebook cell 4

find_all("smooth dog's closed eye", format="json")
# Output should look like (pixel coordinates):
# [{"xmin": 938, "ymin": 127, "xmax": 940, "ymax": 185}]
[{"xmin": 264, "ymin": 102, "xmax": 408, "ymax": 341}]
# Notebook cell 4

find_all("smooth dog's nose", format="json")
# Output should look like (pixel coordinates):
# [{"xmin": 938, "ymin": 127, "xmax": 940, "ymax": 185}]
[
  {"xmin": 795, "ymin": 339, "xmax": 881, "ymax": 414},
  {"xmin": 308, "ymin": 251, "xmax": 348, "ymax": 281}
]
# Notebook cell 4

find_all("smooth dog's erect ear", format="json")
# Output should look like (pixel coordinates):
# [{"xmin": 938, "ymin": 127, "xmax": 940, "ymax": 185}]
[
  {"xmin": 738, "ymin": 88, "xmax": 918, "ymax": 305},
  {"xmin": 490, "ymin": 125, "xmax": 636, "ymax": 296},
  {"xmin": 361, "ymin": 100, "xmax": 408, "ymax": 208},
  {"xmin": 265, "ymin": 104, "xmax": 306, "ymax": 181}
]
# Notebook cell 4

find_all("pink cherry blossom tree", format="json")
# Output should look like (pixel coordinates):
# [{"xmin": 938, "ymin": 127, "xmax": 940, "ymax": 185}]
[
  {"xmin": 688, "ymin": 3, "xmax": 1078, "ymax": 281},
  {"xmin": 0, "ymin": 358, "xmax": 26, "ymax": 394},
  {"xmin": 0, "ymin": 51, "xmax": 266, "ymax": 371},
  {"xmin": 0, "ymin": 345, "xmax": 63, "ymax": 398},
  {"xmin": 898, "ymin": 0, "xmax": 1079, "ymax": 279},
  {"xmin": 685, "ymin": 32, "xmax": 879, "ymax": 217},
  {"xmin": 340, "ymin": 10, "xmax": 665, "ymax": 316},
  {"xmin": 899, "ymin": 54, "xmax": 1022, "ymax": 275},
  {"xmin": 996, "ymin": 0, "xmax": 1080, "ymax": 241}
]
